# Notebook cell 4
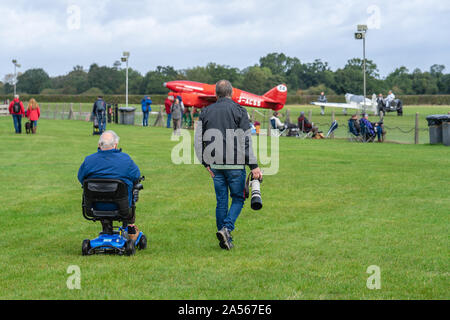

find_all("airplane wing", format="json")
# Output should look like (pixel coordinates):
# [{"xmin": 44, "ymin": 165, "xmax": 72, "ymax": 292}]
[{"xmin": 310, "ymin": 102, "xmax": 362, "ymax": 110}]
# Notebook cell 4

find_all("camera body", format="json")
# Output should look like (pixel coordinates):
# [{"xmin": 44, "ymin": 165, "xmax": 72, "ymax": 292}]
[
  {"xmin": 133, "ymin": 176, "xmax": 145, "ymax": 203},
  {"xmin": 245, "ymin": 173, "xmax": 263, "ymax": 210}
]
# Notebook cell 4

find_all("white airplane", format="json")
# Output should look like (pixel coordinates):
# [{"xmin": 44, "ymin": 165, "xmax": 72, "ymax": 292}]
[{"xmin": 311, "ymin": 93, "xmax": 377, "ymax": 115}]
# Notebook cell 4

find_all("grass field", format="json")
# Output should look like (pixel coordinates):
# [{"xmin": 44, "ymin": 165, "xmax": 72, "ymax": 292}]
[{"xmin": 0, "ymin": 115, "xmax": 449, "ymax": 300}]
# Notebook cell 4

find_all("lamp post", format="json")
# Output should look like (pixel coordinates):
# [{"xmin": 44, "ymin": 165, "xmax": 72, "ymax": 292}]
[
  {"xmin": 355, "ymin": 25, "xmax": 368, "ymax": 112},
  {"xmin": 121, "ymin": 52, "xmax": 130, "ymax": 108},
  {"xmin": 12, "ymin": 59, "xmax": 21, "ymax": 96}
]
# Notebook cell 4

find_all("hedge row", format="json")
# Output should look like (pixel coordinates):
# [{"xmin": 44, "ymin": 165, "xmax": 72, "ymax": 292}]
[{"xmin": 1, "ymin": 94, "xmax": 450, "ymax": 105}]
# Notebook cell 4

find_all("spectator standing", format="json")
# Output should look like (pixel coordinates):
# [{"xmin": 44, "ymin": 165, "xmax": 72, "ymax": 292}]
[
  {"xmin": 318, "ymin": 91, "xmax": 327, "ymax": 115},
  {"xmin": 9, "ymin": 94, "xmax": 25, "ymax": 134},
  {"xmin": 141, "ymin": 95, "xmax": 152, "ymax": 127},
  {"xmin": 26, "ymin": 98, "xmax": 41, "ymax": 134},
  {"xmin": 170, "ymin": 96, "xmax": 184, "ymax": 135},
  {"xmin": 165, "ymin": 96, "xmax": 173, "ymax": 128}
]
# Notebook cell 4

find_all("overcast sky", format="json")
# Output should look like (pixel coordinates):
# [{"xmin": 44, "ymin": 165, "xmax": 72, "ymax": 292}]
[{"xmin": 1, "ymin": 0, "xmax": 449, "ymax": 81}]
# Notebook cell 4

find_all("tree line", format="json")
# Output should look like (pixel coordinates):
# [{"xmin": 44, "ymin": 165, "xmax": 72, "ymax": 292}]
[{"xmin": 1, "ymin": 53, "xmax": 449, "ymax": 97}]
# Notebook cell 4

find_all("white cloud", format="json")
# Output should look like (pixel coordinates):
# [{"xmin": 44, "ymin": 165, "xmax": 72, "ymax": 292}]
[{"xmin": 0, "ymin": 0, "xmax": 449, "ymax": 79}]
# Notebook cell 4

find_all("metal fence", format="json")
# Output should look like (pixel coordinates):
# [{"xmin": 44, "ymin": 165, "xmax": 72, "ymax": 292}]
[{"xmin": 37, "ymin": 103, "xmax": 437, "ymax": 144}]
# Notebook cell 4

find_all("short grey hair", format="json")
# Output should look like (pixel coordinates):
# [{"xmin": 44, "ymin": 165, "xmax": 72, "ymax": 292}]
[
  {"xmin": 215, "ymin": 80, "xmax": 233, "ymax": 98},
  {"xmin": 99, "ymin": 130, "xmax": 120, "ymax": 149}
]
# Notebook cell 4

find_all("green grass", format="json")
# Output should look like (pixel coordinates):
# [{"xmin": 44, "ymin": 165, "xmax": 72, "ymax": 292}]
[{"xmin": 0, "ymin": 116, "xmax": 449, "ymax": 299}]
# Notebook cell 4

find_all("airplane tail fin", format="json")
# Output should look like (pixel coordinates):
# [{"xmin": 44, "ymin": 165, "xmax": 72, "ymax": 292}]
[{"xmin": 263, "ymin": 84, "xmax": 287, "ymax": 110}]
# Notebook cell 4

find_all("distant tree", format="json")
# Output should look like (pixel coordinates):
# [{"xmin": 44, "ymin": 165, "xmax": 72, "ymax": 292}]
[
  {"xmin": 240, "ymin": 66, "xmax": 274, "ymax": 94},
  {"xmin": 87, "ymin": 64, "xmax": 122, "ymax": 94},
  {"xmin": 141, "ymin": 66, "xmax": 179, "ymax": 94},
  {"xmin": 411, "ymin": 69, "xmax": 439, "ymax": 94},
  {"xmin": 385, "ymin": 66, "xmax": 414, "ymax": 94},
  {"xmin": 16, "ymin": 68, "xmax": 50, "ymax": 94}
]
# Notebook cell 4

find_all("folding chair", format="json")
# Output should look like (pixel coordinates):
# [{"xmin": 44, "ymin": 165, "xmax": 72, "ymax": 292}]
[{"xmin": 326, "ymin": 120, "xmax": 338, "ymax": 138}]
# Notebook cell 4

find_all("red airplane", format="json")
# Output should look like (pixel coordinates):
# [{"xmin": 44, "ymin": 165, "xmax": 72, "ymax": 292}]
[{"xmin": 163, "ymin": 80, "xmax": 287, "ymax": 111}]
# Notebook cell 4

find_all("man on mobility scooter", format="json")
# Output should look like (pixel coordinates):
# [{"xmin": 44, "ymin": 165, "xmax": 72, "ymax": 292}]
[{"xmin": 77, "ymin": 130, "xmax": 147, "ymax": 256}]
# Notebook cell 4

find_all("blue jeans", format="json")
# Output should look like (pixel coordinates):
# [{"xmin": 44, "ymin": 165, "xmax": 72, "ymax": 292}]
[
  {"xmin": 211, "ymin": 168, "xmax": 246, "ymax": 232},
  {"xmin": 167, "ymin": 113, "xmax": 172, "ymax": 128},
  {"xmin": 12, "ymin": 115, "xmax": 22, "ymax": 133},
  {"xmin": 97, "ymin": 112, "xmax": 106, "ymax": 133},
  {"xmin": 143, "ymin": 111, "xmax": 149, "ymax": 126}
]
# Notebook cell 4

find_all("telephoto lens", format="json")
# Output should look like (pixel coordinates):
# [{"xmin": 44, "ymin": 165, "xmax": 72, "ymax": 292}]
[{"xmin": 250, "ymin": 179, "xmax": 262, "ymax": 210}]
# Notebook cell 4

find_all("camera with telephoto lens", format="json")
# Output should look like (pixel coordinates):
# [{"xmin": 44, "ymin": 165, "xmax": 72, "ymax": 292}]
[
  {"xmin": 245, "ymin": 173, "xmax": 263, "ymax": 210},
  {"xmin": 133, "ymin": 176, "xmax": 145, "ymax": 203}
]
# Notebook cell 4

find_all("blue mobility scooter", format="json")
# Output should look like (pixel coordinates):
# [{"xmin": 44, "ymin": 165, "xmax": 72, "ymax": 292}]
[{"xmin": 81, "ymin": 176, "xmax": 147, "ymax": 256}]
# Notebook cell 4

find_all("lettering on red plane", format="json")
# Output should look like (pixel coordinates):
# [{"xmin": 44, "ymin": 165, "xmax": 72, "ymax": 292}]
[{"xmin": 238, "ymin": 95, "xmax": 261, "ymax": 107}]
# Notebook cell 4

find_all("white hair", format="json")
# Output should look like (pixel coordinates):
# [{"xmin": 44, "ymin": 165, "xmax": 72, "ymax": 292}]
[
  {"xmin": 98, "ymin": 130, "xmax": 120, "ymax": 149},
  {"xmin": 14, "ymin": 94, "xmax": 19, "ymax": 99}
]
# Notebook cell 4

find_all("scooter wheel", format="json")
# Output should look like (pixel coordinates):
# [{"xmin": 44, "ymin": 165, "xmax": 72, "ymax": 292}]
[
  {"xmin": 82, "ymin": 239, "xmax": 91, "ymax": 256},
  {"xmin": 138, "ymin": 234, "xmax": 147, "ymax": 250},
  {"xmin": 125, "ymin": 239, "xmax": 136, "ymax": 256}
]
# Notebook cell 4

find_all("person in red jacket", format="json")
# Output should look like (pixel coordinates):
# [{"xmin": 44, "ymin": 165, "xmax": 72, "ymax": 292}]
[
  {"xmin": 9, "ymin": 95, "xmax": 25, "ymax": 134},
  {"xmin": 26, "ymin": 98, "xmax": 41, "ymax": 134},
  {"xmin": 165, "ymin": 96, "xmax": 173, "ymax": 128}
]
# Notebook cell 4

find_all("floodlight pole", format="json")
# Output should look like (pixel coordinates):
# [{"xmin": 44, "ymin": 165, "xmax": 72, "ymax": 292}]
[
  {"xmin": 12, "ymin": 59, "xmax": 20, "ymax": 96},
  {"xmin": 363, "ymin": 35, "xmax": 366, "ymax": 111},
  {"xmin": 355, "ymin": 25, "xmax": 368, "ymax": 113},
  {"xmin": 126, "ymin": 58, "xmax": 129, "ymax": 108},
  {"xmin": 122, "ymin": 52, "xmax": 130, "ymax": 108}
]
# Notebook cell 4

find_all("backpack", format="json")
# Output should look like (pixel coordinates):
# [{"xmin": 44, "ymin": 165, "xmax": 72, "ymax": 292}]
[
  {"xmin": 13, "ymin": 101, "xmax": 21, "ymax": 113},
  {"xmin": 95, "ymin": 100, "xmax": 105, "ymax": 113}
]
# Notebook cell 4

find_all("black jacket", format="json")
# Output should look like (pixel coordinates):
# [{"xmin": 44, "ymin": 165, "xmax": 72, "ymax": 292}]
[{"xmin": 194, "ymin": 97, "xmax": 258, "ymax": 170}]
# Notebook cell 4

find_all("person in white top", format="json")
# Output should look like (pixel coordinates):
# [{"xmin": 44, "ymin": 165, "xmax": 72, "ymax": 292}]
[
  {"xmin": 269, "ymin": 112, "xmax": 285, "ymax": 130},
  {"xmin": 385, "ymin": 90, "xmax": 395, "ymax": 108}
]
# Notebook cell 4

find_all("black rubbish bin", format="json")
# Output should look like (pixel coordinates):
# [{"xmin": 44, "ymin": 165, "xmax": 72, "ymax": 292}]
[
  {"xmin": 119, "ymin": 107, "xmax": 136, "ymax": 125},
  {"xmin": 442, "ymin": 115, "xmax": 450, "ymax": 147},
  {"xmin": 426, "ymin": 115, "xmax": 446, "ymax": 144}
]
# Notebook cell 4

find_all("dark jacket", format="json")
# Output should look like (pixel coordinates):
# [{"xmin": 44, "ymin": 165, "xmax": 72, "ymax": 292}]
[
  {"xmin": 195, "ymin": 97, "xmax": 258, "ymax": 170},
  {"xmin": 77, "ymin": 148, "xmax": 140, "ymax": 206},
  {"xmin": 92, "ymin": 99, "xmax": 106, "ymax": 115}
]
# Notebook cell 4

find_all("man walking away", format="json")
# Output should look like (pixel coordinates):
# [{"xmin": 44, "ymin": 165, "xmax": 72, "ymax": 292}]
[
  {"xmin": 92, "ymin": 96, "xmax": 107, "ymax": 134},
  {"xmin": 141, "ymin": 95, "xmax": 152, "ymax": 127},
  {"xmin": 9, "ymin": 95, "xmax": 25, "ymax": 134},
  {"xmin": 195, "ymin": 80, "xmax": 262, "ymax": 250}
]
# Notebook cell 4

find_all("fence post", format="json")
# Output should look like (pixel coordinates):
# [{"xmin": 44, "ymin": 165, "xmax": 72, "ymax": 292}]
[
  {"xmin": 61, "ymin": 104, "xmax": 65, "ymax": 119},
  {"xmin": 285, "ymin": 109, "xmax": 290, "ymax": 125},
  {"xmin": 267, "ymin": 118, "xmax": 271, "ymax": 136},
  {"xmin": 68, "ymin": 103, "xmax": 74, "ymax": 120},
  {"xmin": 79, "ymin": 103, "xmax": 82, "ymax": 120},
  {"xmin": 308, "ymin": 110, "xmax": 312, "ymax": 123},
  {"xmin": 153, "ymin": 105, "xmax": 164, "ymax": 127},
  {"xmin": 53, "ymin": 104, "xmax": 57, "ymax": 119},
  {"xmin": 415, "ymin": 112, "xmax": 419, "ymax": 144}
]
